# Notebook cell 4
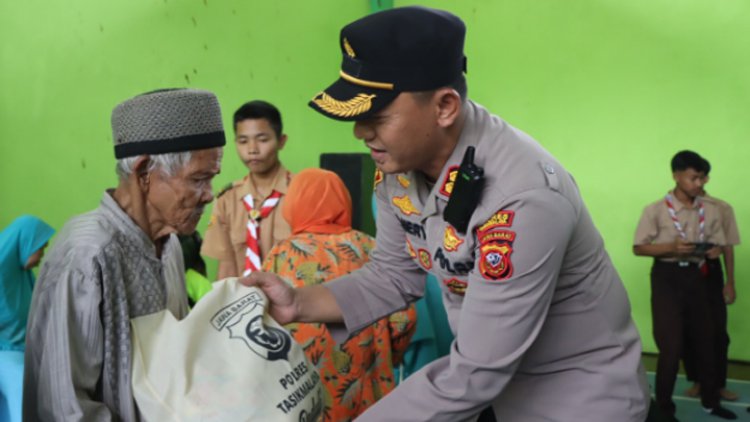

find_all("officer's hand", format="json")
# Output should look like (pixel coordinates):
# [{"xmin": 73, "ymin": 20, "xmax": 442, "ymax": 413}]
[
  {"xmin": 724, "ymin": 283, "xmax": 736, "ymax": 305},
  {"xmin": 673, "ymin": 238, "xmax": 695, "ymax": 256},
  {"xmin": 706, "ymin": 246, "xmax": 722, "ymax": 259},
  {"xmin": 240, "ymin": 272, "xmax": 298, "ymax": 325}
]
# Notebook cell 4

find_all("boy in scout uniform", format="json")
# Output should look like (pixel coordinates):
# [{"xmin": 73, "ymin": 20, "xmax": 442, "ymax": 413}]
[
  {"xmin": 683, "ymin": 157, "xmax": 741, "ymax": 403},
  {"xmin": 245, "ymin": 6, "xmax": 649, "ymax": 421},
  {"xmin": 201, "ymin": 100, "xmax": 292, "ymax": 279},
  {"xmin": 634, "ymin": 150, "xmax": 735, "ymax": 420}
]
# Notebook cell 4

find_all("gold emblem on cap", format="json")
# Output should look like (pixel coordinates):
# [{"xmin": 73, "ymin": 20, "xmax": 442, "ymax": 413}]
[
  {"xmin": 343, "ymin": 38, "xmax": 356, "ymax": 58},
  {"xmin": 312, "ymin": 92, "xmax": 376, "ymax": 118}
]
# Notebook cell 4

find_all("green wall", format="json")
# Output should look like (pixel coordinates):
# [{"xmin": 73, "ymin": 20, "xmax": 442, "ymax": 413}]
[{"xmin": 1, "ymin": 0, "xmax": 748, "ymax": 359}]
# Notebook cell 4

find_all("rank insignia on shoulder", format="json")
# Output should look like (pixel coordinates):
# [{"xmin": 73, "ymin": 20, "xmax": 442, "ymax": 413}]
[
  {"xmin": 443, "ymin": 277, "xmax": 468, "ymax": 296},
  {"xmin": 392, "ymin": 195, "xmax": 421, "ymax": 216},
  {"xmin": 216, "ymin": 182, "xmax": 234, "ymax": 199},
  {"xmin": 207, "ymin": 214, "xmax": 217, "ymax": 228},
  {"xmin": 477, "ymin": 210, "xmax": 515, "ymax": 234},
  {"xmin": 418, "ymin": 248, "xmax": 432, "ymax": 270},
  {"xmin": 479, "ymin": 241, "xmax": 513, "ymax": 281},
  {"xmin": 439, "ymin": 165, "xmax": 460, "ymax": 197},
  {"xmin": 406, "ymin": 238, "xmax": 417, "ymax": 258},
  {"xmin": 397, "ymin": 174, "xmax": 410, "ymax": 188},
  {"xmin": 373, "ymin": 168, "xmax": 384, "ymax": 191},
  {"xmin": 443, "ymin": 226, "xmax": 464, "ymax": 252}
]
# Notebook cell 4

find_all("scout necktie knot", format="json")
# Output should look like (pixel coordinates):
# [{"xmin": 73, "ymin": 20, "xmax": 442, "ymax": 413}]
[{"xmin": 242, "ymin": 191, "xmax": 282, "ymax": 276}]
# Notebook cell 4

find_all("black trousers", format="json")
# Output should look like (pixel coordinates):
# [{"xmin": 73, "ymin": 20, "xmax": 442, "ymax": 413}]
[
  {"xmin": 683, "ymin": 258, "xmax": 729, "ymax": 389},
  {"xmin": 651, "ymin": 260, "xmax": 720, "ymax": 414}
]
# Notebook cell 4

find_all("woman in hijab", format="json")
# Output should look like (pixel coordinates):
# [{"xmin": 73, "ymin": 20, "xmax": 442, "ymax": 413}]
[
  {"xmin": 262, "ymin": 168, "xmax": 415, "ymax": 422},
  {"xmin": 0, "ymin": 215, "xmax": 54, "ymax": 422}
]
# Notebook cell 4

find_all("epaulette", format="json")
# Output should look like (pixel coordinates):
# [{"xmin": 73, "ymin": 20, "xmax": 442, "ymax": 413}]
[{"xmin": 216, "ymin": 182, "xmax": 234, "ymax": 199}]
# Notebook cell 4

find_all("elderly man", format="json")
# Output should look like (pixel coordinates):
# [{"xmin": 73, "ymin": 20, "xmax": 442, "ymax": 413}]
[{"xmin": 23, "ymin": 89, "xmax": 224, "ymax": 421}]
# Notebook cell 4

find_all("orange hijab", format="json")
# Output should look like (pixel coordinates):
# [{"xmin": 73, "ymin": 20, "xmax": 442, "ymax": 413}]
[{"xmin": 282, "ymin": 168, "xmax": 352, "ymax": 235}]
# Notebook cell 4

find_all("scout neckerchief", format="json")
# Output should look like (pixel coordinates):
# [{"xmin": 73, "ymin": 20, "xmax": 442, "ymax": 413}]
[
  {"xmin": 242, "ymin": 191, "xmax": 282, "ymax": 276},
  {"xmin": 664, "ymin": 192, "xmax": 708, "ymax": 275}
]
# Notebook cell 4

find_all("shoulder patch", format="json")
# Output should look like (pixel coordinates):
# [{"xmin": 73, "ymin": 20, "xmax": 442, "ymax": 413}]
[
  {"xmin": 439, "ymin": 165, "xmax": 460, "ymax": 197},
  {"xmin": 392, "ymin": 195, "xmax": 421, "ymax": 216},
  {"xmin": 478, "ymin": 241, "xmax": 513, "ymax": 281},
  {"xmin": 477, "ymin": 210, "xmax": 514, "ymax": 234},
  {"xmin": 476, "ymin": 209, "xmax": 517, "ymax": 281},
  {"xmin": 443, "ymin": 225, "xmax": 464, "ymax": 252},
  {"xmin": 216, "ymin": 182, "xmax": 234, "ymax": 199},
  {"xmin": 478, "ymin": 229, "xmax": 515, "ymax": 244},
  {"xmin": 373, "ymin": 168, "xmax": 383, "ymax": 191},
  {"xmin": 207, "ymin": 213, "xmax": 218, "ymax": 228}
]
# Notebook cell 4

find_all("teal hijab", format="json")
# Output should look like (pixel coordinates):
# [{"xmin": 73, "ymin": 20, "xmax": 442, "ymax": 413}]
[{"xmin": 0, "ymin": 215, "xmax": 54, "ymax": 350}]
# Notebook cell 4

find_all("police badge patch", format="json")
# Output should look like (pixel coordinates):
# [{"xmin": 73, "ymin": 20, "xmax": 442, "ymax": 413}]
[
  {"xmin": 418, "ymin": 248, "xmax": 432, "ymax": 270},
  {"xmin": 211, "ymin": 292, "xmax": 293, "ymax": 361},
  {"xmin": 476, "ymin": 209, "xmax": 517, "ymax": 281},
  {"xmin": 479, "ymin": 241, "xmax": 513, "ymax": 281}
]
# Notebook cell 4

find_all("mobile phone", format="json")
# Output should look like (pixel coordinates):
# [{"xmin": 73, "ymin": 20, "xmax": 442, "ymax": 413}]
[{"xmin": 692, "ymin": 242, "xmax": 715, "ymax": 255}]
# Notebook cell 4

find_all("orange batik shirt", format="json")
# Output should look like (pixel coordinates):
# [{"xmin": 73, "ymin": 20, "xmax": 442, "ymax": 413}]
[
  {"xmin": 262, "ymin": 168, "xmax": 416, "ymax": 422},
  {"xmin": 263, "ymin": 232, "xmax": 415, "ymax": 421}
]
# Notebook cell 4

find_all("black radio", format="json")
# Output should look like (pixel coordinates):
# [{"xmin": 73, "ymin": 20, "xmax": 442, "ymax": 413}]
[{"xmin": 443, "ymin": 146, "xmax": 485, "ymax": 233}]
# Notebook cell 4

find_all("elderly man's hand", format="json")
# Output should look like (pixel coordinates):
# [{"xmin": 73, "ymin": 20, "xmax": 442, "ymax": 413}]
[{"xmin": 241, "ymin": 272, "xmax": 297, "ymax": 325}]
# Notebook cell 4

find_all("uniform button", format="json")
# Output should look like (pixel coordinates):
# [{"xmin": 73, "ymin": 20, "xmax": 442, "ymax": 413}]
[{"xmin": 544, "ymin": 164, "xmax": 555, "ymax": 174}]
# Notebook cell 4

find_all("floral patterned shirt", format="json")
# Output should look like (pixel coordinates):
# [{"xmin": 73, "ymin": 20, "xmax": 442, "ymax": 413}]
[{"xmin": 263, "ymin": 230, "xmax": 416, "ymax": 422}]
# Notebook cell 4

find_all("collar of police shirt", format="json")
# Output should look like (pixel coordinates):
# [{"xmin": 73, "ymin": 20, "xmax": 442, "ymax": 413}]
[{"xmin": 401, "ymin": 100, "xmax": 491, "ymax": 221}]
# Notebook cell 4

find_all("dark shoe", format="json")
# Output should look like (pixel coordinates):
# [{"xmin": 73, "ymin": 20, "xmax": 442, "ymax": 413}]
[{"xmin": 704, "ymin": 406, "xmax": 737, "ymax": 420}]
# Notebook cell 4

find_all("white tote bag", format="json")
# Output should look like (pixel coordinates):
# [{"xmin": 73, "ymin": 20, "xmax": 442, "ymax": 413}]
[{"xmin": 131, "ymin": 278, "xmax": 323, "ymax": 422}]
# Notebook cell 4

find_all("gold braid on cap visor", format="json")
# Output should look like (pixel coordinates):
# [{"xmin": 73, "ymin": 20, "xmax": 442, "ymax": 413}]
[
  {"xmin": 339, "ymin": 70, "xmax": 394, "ymax": 90},
  {"xmin": 312, "ymin": 92, "xmax": 377, "ymax": 118}
]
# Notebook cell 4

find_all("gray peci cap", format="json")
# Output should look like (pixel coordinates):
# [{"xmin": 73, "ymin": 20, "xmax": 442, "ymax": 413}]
[{"xmin": 111, "ymin": 88, "xmax": 225, "ymax": 159}]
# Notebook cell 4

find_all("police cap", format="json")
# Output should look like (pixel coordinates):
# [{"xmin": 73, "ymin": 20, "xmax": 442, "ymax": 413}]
[{"xmin": 309, "ymin": 6, "xmax": 467, "ymax": 121}]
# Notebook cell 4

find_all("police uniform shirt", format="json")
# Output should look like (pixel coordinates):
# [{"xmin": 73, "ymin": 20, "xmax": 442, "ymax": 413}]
[
  {"xmin": 324, "ymin": 101, "xmax": 649, "ymax": 421},
  {"xmin": 634, "ymin": 194, "xmax": 726, "ymax": 262},
  {"xmin": 201, "ymin": 167, "xmax": 292, "ymax": 276},
  {"xmin": 704, "ymin": 193, "xmax": 740, "ymax": 246}
]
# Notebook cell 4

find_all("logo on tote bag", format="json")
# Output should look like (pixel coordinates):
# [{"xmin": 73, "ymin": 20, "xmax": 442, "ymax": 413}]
[{"xmin": 210, "ymin": 292, "xmax": 292, "ymax": 361}]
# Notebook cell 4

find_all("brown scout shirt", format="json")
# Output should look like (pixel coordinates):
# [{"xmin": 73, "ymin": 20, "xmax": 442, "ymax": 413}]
[
  {"xmin": 324, "ymin": 101, "xmax": 649, "ymax": 421},
  {"xmin": 634, "ymin": 193, "xmax": 726, "ymax": 263},
  {"xmin": 704, "ymin": 193, "xmax": 740, "ymax": 246},
  {"xmin": 201, "ymin": 166, "xmax": 292, "ymax": 276}
]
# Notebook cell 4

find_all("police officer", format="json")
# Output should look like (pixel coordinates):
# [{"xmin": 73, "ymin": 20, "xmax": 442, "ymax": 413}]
[
  {"xmin": 246, "ymin": 6, "xmax": 649, "ymax": 421},
  {"xmin": 634, "ymin": 151, "xmax": 735, "ymax": 420}
]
